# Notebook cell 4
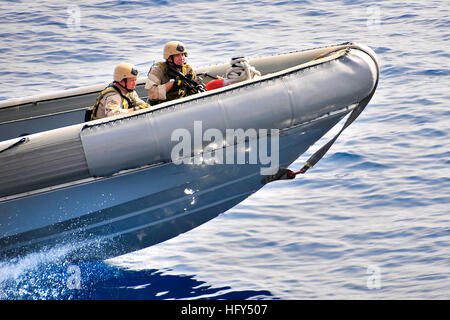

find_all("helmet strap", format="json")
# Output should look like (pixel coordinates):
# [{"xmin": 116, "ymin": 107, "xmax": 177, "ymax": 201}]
[
  {"xmin": 113, "ymin": 80, "xmax": 132, "ymax": 93},
  {"xmin": 167, "ymin": 57, "xmax": 183, "ymax": 70}
]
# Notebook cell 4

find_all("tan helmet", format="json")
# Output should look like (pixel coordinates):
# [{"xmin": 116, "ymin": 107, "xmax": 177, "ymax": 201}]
[
  {"xmin": 164, "ymin": 41, "xmax": 188, "ymax": 60},
  {"xmin": 113, "ymin": 63, "xmax": 138, "ymax": 82}
]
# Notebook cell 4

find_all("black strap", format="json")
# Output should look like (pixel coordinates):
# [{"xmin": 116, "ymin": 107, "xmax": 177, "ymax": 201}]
[
  {"xmin": 263, "ymin": 71, "xmax": 379, "ymax": 185},
  {"xmin": 300, "ymin": 93, "xmax": 374, "ymax": 173},
  {"xmin": 197, "ymin": 72, "xmax": 219, "ymax": 80},
  {"xmin": 110, "ymin": 83, "xmax": 134, "ymax": 109},
  {"xmin": 0, "ymin": 137, "xmax": 28, "ymax": 154}
]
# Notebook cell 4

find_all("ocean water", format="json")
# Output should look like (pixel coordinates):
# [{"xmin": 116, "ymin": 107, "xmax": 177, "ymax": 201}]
[{"xmin": 0, "ymin": 0, "xmax": 449, "ymax": 300}]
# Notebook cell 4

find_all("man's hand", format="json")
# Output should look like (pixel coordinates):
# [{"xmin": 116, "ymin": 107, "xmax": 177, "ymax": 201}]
[
  {"xmin": 165, "ymin": 79, "xmax": 175, "ymax": 92},
  {"xmin": 166, "ymin": 78, "xmax": 183, "ymax": 92}
]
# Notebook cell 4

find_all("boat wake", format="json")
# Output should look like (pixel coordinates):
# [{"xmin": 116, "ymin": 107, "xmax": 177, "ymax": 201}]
[
  {"xmin": 0, "ymin": 244, "xmax": 273, "ymax": 300},
  {"xmin": 0, "ymin": 238, "xmax": 114, "ymax": 299},
  {"xmin": 0, "ymin": 244, "xmax": 82, "ymax": 299}
]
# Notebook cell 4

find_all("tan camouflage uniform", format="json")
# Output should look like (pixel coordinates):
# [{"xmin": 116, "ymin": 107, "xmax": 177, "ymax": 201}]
[
  {"xmin": 95, "ymin": 89, "xmax": 147, "ymax": 119},
  {"xmin": 145, "ymin": 62, "xmax": 196, "ymax": 103}
]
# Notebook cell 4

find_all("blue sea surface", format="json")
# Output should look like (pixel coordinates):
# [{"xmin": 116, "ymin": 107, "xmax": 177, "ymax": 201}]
[{"xmin": 0, "ymin": 0, "xmax": 449, "ymax": 299}]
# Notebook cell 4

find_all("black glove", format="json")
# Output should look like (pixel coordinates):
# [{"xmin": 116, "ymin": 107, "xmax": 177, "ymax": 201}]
[{"xmin": 171, "ymin": 77, "xmax": 183, "ymax": 90}]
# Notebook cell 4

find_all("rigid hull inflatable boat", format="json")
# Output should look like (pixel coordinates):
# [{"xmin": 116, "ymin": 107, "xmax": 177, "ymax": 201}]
[{"xmin": 0, "ymin": 43, "xmax": 379, "ymax": 261}]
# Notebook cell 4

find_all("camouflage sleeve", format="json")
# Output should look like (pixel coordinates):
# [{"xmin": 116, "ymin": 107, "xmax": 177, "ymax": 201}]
[
  {"xmin": 130, "ymin": 91, "xmax": 145, "ymax": 106},
  {"xmin": 100, "ymin": 93, "xmax": 128, "ymax": 118},
  {"xmin": 130, "ymin": 91, "xmax": 149, "ymax": 110},
  {"xmin": 145, "ymin": 64, "xmax": 167, "ymax": 101}
]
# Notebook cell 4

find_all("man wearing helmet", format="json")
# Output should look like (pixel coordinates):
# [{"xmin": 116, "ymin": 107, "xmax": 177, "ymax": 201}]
[
  {"xmin": 89, "ymin": 63, "xmax": 149, "ymax": 120},
  {"xmin": 145, "ymin": 41, "xmax": 199, "ymax": 105}
]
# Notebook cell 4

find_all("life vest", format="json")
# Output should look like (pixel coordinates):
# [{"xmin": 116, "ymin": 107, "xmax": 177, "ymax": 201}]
[{"xmin": 88, "ymin": 83, "xmax": 133, "ymax": 121}]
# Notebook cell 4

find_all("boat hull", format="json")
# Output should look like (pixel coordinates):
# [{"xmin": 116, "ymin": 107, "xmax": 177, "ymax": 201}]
[{"xmin": 0, "ymin": 112, "xmax": 346, "ymax": 261}]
